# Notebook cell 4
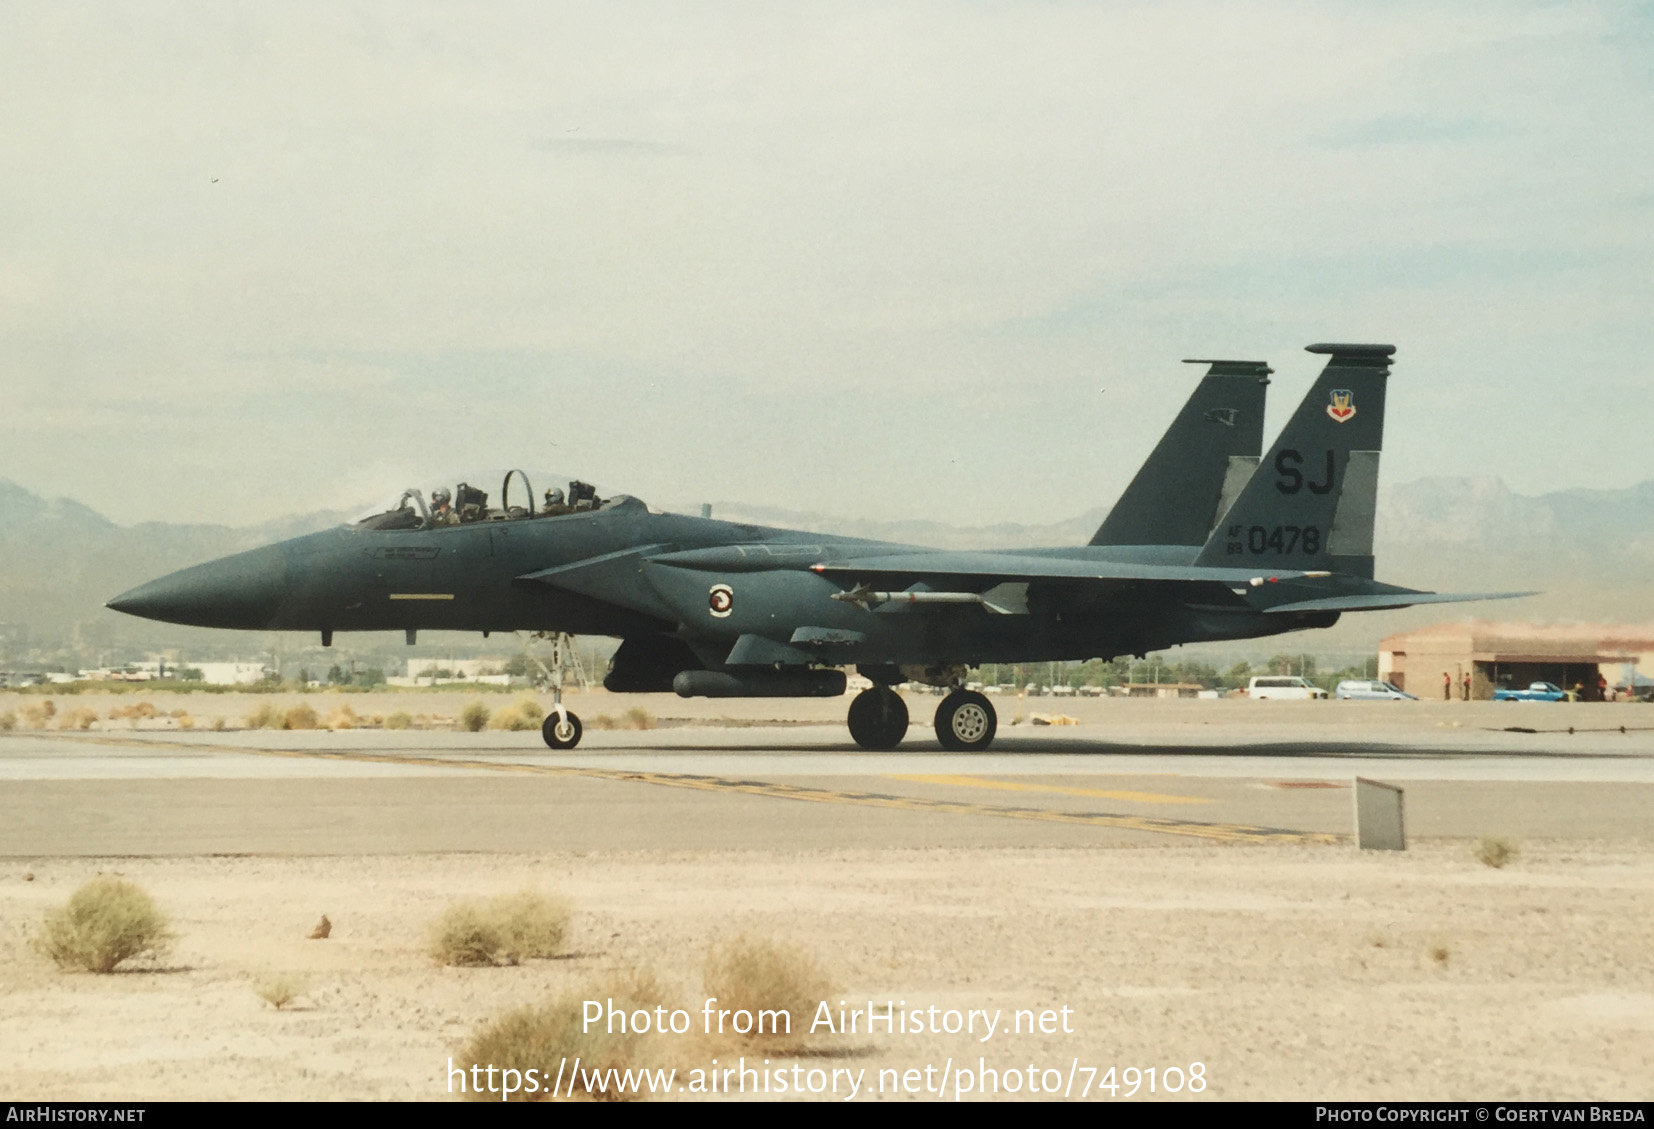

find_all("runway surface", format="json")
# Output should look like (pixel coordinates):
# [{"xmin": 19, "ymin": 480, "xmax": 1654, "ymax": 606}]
[{"xmin": 3, "ymin": 709, "xmax": 1651, "ymax": 855}]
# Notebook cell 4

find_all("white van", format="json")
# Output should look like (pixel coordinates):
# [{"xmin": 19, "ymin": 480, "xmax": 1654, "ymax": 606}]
[{"xmin": 1246, "ymin": 675, "xmax": 1328, "ymax": 700}]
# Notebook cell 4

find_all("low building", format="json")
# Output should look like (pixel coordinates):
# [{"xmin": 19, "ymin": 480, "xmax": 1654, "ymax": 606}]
[
  {"xmin": 194, "ymin": 662, "xmax": 269, "ymax": 686},
  {"xmin": 405, "ymin": 658, "xmax": 505, "ymax": 680},
  {"xmin": 1379, "ymin": 621, "xmax": 1654, "ymax": 700}
]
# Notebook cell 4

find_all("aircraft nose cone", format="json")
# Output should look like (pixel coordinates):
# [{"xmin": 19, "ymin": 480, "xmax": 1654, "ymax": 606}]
[{"xmin": 107, "ymin": 546, "xmax": 289, "ymax": 629}]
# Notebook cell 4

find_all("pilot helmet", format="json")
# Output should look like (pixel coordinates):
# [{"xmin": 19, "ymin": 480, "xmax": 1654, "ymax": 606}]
[
  {"xmin": 431, "ymin": 488, "xmax": 451, "ymax": 506},
  {"xmin": 544, "ymin": 488, "xmax": 565, "ymax": 505}
]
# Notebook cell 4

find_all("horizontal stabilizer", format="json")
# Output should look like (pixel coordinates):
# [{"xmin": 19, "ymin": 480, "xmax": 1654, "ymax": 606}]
[{"xmin": 1263, "ymin": 590, "xmax": 1537, "ymax": 615}]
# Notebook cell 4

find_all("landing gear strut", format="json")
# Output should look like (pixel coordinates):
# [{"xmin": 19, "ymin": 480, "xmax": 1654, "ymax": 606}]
[
  {"xmin": 522, "ymin": 631, "xmax": 586, "ymax": 750},
  {"xmin": 934, "ymin": 689, "xmax": 996, "ymax": 752},
  {"xmin": 846, "ymin": 687, "xmax": 909, "ymax": 751}
]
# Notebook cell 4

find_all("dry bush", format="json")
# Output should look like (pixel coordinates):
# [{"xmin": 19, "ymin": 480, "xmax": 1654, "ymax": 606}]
[
  {"xmin": 59, "ymin": 707, "xmax": 99, "ymax": 730},
  {"xmin": 624, "ymin": 707, "xmax": 654, "ymax": 731},
  {"xmin": 254, "ymin": 972, "xmax": 311, "ymax": 1010},
  {"xmin": 384, "ymin": 711, "xmax": 412, "ymax": 730},
  {"xmin": 176, "ymin": 714, "xmax": 194, "ymax": 730},
  {"xmin": 22, "ymin": 701, "xmax": 56, "ymax": 728},
  {"xmin": 459, "ymin": 701, "xmax": 491, "ymax": 732},
  {"xmin": 702, "ymin": 936, "xmax": 830, "ymax": 1049},
  {"xmin": 0, "ymin": 710, "xmax": 15, "ymax": 731},
  {"xmin": 458, "ymin": 969, "xmax": 669, "ymax": 1102},
  {"xmin": 283, "ymin": 703, "xmax": 319, "ymax": 730},
  {"xmin": 588, "ymin": 715, "xmax": 616, "ymax": 731},
  {"xmin": 211, "ymin": 716, "xmax": 227, "ymax": 731},
  {"xmin": 308, "ymin": 914, "xmax": 332, "ymax": 939},
  {"xmin": 35, "ymin": 876, "xmax": 172, "ymax": 973},
  {"xmin": 488, "ymin": 699, "xmax": 545, "ymax": 731},
  {"xmin": 1475, "ymin": 837, "xmax": 1519, "ymax": 869},
  {"xmin": 245, "ymin": 703, "xmax": 283, "ymax": 729},
  {"xmin": 324, "ymin": 705, "xmax": 358, "ymax": 730},
  {"xmin": 429, "ymin": 891, "xmax": 573, "ymax": 967},
  {"xmin": 108, "ymin": 701, "xmax": 160, "ymax": 721},
  {"xmin": 1429, "ymin": 945, "xmax": 1452, "ymax": 966},
  {"xmin": 169, "ymin": 708, "xmax": 188, "ymax": 719}
]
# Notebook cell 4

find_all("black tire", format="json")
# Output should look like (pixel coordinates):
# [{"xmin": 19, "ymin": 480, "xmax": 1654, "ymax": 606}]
[
  {"xmin": 541, "ymin": 710, "xmax": 582, "ymax": 750},
  {"xmin": 934, "ymin": 690, "xmax": 996, "ymax": 752},
  {"xmin": 847, "ymin": 687, "xmax": 908, "ymax": 751}
]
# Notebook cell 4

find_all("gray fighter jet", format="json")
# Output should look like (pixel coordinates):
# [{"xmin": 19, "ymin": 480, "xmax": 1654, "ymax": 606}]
[{"xmin": 108, "ymin": 343, "xmax": 1525, "ymax": 751}]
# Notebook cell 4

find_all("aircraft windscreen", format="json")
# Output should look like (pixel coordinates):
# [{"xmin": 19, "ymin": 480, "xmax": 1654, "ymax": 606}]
[{"xmin": 353, "ymin": 472, "xmax": 622, "ymax": 530}]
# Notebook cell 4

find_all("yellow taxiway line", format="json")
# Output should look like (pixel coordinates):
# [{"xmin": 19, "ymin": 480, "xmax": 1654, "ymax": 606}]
[{"xmin": 889, "ymin": 772, "xmax": 1213, "ymax": 806}]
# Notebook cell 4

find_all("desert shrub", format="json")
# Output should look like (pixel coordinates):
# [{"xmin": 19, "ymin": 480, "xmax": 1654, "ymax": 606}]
[
  {"xmin": 457, "ymin": 969, "xmax": 668, "ymax": 1102},
  {"xmin": 1475, "ymin": 837, "xmax": 1519, "ymax": 869},
  {"xmin": 176, "ymin": 714, "xmax": 194, "ymax": 730},
  {"xmin": 624, "ymin": 707, "xmax": 654, "ymax": 731},
  {"xmin": 169, "ymin": 709, "xmax": 187, "ymax": 719},
  {"xmin": 488, "ymin": 699, "xmax": 544, "ymax": 731},
  {"xmin": 384, "ymin": 711, "xmax": 412, "ymax": 730},
  {"xmin": 1429, "ymin": 944, "xmax": 1451, "ymax": 966},
  {"xmin": 59, "ymin": 707, "xmax": 99, "ymax": 730},
  {"xmin": 0, "ymin": 711, "xmax": 15, "ymax": 731},
  {"xmin": 283, "ymin": 704, "xmax": 319, "ymax": 730},
  {"xmin": 588, "ymin": 715, "xmax": 616, "ymax": 731},
  {"xmin": 459, "ymin": 701, "xmax": 490, "ymax": 732},
  {"xmin": 245, "ymin": 702, "xmax": 283, "ymax": 729},
  {"xmin": 702, "ymin": 936, "xmax": 829, "ymax": 1048},
  {"xmin": 35, "ymin": 876, "xmax": 172, "ymax": 973},
  {"xmin": 429, "ymin": 891, "xmax": 572, "ymax": 967},
  {"xmin": 22, "ymin": 701, "xmax": 56, "ymax": 728},
  {"xmin": 211, "ymin": 716, "xmax": 227, "ymax": 731},
  {"xmin": 324, "ymin": 705, "xmax": 358, "ymax": 730},
  {"xmin": 255, "ymin": 972, "xmax": 311, "ymax": 1010},
  {"xmin": 109, "ymin": 701, "xmax": 159, "ymax": 721}
]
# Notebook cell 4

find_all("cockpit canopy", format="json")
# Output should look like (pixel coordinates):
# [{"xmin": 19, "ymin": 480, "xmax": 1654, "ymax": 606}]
[{"xmin": 355, "ymin": 470, "xmax": 622, "ymax": 531}]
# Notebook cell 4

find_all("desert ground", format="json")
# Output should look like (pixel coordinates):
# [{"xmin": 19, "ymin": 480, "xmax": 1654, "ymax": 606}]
[{"xmin": 1, "ymin": 690, "xmax": 1650, "ymax": 1102}]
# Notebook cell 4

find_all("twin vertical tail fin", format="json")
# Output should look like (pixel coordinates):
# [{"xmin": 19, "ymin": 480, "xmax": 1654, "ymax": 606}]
[
  {"xmin": 1090, "ymin": 359, "xmax": 1270, "ymax": 547},
  {"xmin": 1194, "ymin": 343, "xmax": 1393, "ymax": 578}
]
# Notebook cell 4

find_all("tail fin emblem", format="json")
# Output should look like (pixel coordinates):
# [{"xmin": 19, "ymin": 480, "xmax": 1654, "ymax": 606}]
[{"xmin": 1326, "ymin": 389, "xmax": 1356, "ymax": 423}]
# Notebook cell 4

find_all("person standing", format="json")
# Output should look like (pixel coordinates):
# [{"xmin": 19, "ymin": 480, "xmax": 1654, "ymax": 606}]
[
  {"xmin": 1462, "ymin": 671, "xmax": 1472, "ymax": 701},
  {"xmin": 1443, "ymin": 671, "xmax": 1452, "ymax": 701}
]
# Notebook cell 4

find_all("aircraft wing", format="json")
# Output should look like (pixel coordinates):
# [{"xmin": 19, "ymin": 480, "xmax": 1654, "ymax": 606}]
[
  {"xmin": 805, "ymin": 552, "xmax": 1327, "ymax": 586},
  {"xmin": 808, "ymin": 553, "xmax": 1536, "ymax": 616}
]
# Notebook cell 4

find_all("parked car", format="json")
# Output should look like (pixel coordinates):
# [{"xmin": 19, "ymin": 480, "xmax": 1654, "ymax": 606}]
[
  {"xmin": 1493, "ymin": 681, "xmax": 1568, "ymax": 702},
  {"xmin": 1334, "ymin": 679, "xmax": 1417, "ymax": 700},
  {"xmin": 1246, "ymin": 676, "xmax": 1328, "ymax": 700}
]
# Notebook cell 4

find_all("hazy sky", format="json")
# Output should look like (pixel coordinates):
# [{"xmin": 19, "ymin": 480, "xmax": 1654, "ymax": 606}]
[{"xmin": 4, "ymin": 2, "xmax": 1651, "ymax": 527}]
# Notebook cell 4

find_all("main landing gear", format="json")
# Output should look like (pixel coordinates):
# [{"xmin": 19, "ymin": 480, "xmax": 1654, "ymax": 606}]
[
  {"xmin": 846, "ymin": 686, "xmax": 998, "ymax": 752},
  {"xmin": 934, "ymin": 689, "xmax": 996, "ymax": 752},
  {"xmin": 847, "ymin": 687, "xmax": 909, "ymax": 751}
]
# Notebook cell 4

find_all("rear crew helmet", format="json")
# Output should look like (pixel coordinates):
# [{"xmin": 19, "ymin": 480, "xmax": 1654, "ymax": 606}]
[{"xmin": 431, "ymin": 488, "xmax": 451, "ymax": 506}]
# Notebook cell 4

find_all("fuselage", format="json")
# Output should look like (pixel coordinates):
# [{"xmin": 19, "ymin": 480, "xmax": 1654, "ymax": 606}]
[{"xmin": 106, "ymin": 495, "xmax": 1330, "ymax": 667}]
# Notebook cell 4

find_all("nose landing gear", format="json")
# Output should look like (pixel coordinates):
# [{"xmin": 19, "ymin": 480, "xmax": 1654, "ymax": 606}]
[
  {"xmin": 934, "ymin": 689, "xmax": 996, "ymax": 752},
  {"xmin": 541, "ymin": 708, "xmax": 583, "ymax": 750},
  {"xmin": 846, "ymin": 687, "xmax": 909, "ymax": 750}
]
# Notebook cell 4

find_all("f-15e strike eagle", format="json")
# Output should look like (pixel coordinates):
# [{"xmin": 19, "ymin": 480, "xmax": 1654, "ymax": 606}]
[{"xmin": 109, "ymin": 343, "xmax": 1524, "ymax": 752}]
